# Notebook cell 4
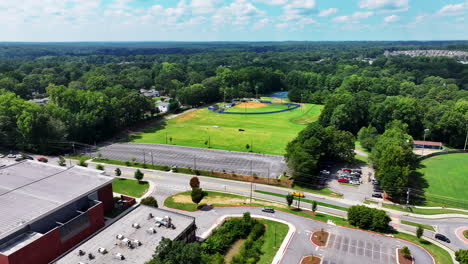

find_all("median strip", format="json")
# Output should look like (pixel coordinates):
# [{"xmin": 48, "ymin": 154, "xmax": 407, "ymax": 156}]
[{"xmin": 255, "ymin": 190, "xmax": 349, "ymax": 211}]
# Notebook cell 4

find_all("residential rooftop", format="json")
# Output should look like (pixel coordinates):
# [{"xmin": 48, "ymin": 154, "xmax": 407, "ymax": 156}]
[
  {"xmin": 0, "ymin": 161, "xmax": 113, "ymax": 241},
  {"xmin": 56, "ymin": 205, "xmax": 195, "ymax": 264}
]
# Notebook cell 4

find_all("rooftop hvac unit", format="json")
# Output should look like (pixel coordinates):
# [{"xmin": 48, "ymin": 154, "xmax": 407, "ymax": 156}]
[
  {"xmin": 148, "ymin": 213, "xmax": 153, "ymax": 219},
  {"xmin": 115, "ymin": 253, "xmax": 125, "ymax": 260},
  {"xmin": 155, "ymin": 216, "xmax": 172, "ymax": 228},
  {"xmin": 132, "ymin": 223, "xmax": 140, "ymax": 229},
  {"xmin": 116, "ymin": 234, "xmax": 125, "ymax": 240},
  {"xmin": 132, "ymin": 239, "xmax": 141, "ymax": 247},
  {"xmin": 98, "ymin": 247, "xmax": 107, "ymax": 254},
  {"xmin": 147, "ymin": 227, "xmax": 156, "ymax": 234},
  {"xmin": 122, "ymin": 238, "xmax": 130, "ymax": 246},
  {"xmin": 78, "ymin": 249, "xmax": 85, "ymax": 256},
  {"xmin": 78, "ymin": 262, "xmax": 86, "ymax": 264}
]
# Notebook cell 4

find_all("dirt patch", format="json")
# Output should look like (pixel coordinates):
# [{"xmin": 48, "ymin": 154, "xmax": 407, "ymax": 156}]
[
  {"xmin": 224, "ymin": 239, "xmax": 245, "ymax": 263},
  {"xmin": 175, "ymin": 110, "xmax": 200, "ymax": 123},
  {"xmin": 235, "ymin": 102, "xmax": 268, "ymax": 109},
  {"xmin": 311, "ymin": 231, "xmax": 329, "ymax": 247},
  {"xmin": 171, "ymin": 193, "xmax": 287, "ymax": 208},
  {"xmin": 300, "ymin": 256, "xmax": 321, "ymax": 264},
  {"xmin": 398, "ymin": 248, "xmax": 413, "ymax": 264}
]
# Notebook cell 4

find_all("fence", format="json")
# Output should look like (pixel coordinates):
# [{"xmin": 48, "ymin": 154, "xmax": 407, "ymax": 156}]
[{"xmin": 219, "ymin": 103, "xmax": 300, "ymax": 115}]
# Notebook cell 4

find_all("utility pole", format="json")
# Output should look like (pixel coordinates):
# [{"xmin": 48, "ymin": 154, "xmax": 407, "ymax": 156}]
[
  {"xmin": 406, "ymin": 188, "xmax": 411, "ymax": 206},
  {"xmin": 250, "ymin": 160, "xmax": 253, "ymax": 204},
  {"xmin": 143, "ymin": 150, "xmax": 146, "ymax": 164},
  {"xmin": 72, "ymin": 142, "xmax": 75, "ymax": 155},
  {"xmin": 267, "ymin": 166, "xmax": 270, "ymax": 184},
  {"xmin": 150, "ymin": 152, "xmax": 154, "ymax": 167}
]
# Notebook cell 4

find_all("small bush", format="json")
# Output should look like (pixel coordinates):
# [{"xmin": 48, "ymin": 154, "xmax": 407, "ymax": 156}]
[
  {"xmin": 141, "ymin": 196, "xmax": 158, "ymax": 208},
  {"xmin": 96, "ymin": 164, "xmax": 104, "ymax": 170},
  {"xmin": 125, "ymin": 161, "xmax": 131, "ymax": 166},
  {"xmin": 401, "ymin": 246, "xmax": 411, "ymax": 259},
  {"xmin": 78, "ymin": 158, "xmax": 88, "ymax": 167}
]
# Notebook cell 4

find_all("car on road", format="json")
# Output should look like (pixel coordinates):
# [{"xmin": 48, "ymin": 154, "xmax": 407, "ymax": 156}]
[
  {"xmin": 435, "ymin": 233, "xmax": 450, "ymax": 243},
  {"xmin": 262, "ymin": 207, "xmax": 275, "ymax": 213},
  {"xmin": 338, "ymin": 178, "xmax": 349, "ymax": 183},
  {"xmin": 372, "ymin": 192, "xmax": 382, "ymax": 198},
  {"xmin": 37, "ymin": 157, "xmax": 48, "ymax": 163},
  {"xmin": 7, "ymin": 154, "xmax": 16, "ymax": 158}
]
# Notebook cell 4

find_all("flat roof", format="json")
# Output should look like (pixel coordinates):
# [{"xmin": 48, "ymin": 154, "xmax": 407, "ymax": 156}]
[
  {"xmin": 56, "ymin": 205, "xmax": 195, "ymax": 264},
  {"xmin": 413, "ymin": 140, "xmax": 443, "ymax": 146},
  {"xmin": 0, "ymin": 160, "xmax": 113, "ymax": 240}
]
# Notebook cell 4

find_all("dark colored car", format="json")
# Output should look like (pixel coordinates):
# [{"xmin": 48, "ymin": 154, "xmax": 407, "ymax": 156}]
[
  {"xmin": 262, "ymin": 207, "xmax": 275, "ymax": 213},
  {"xmin": 372, "ymin": 192, "xmax": 382, "ymax": 198},
  {"xmin": 435, "ymin": 234, "xmax": 450, "ymax": 243}
]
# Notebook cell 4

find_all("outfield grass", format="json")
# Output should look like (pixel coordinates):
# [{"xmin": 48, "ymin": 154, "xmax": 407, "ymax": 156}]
[
  {"xmin": 223, "ymin": 103, "xmax": 292, "ymax": 113},
  {"xmin": 257, "ymin": 219, "xmax": 289, "ymax": 264},
  {"xmin": 400, "ymin": 220, "xmax": 435, "ymax": 232},
  {"xmin": 418, "ymin": 154, "xmax": 468, "ymax": 209},
  {"xmin": 112, "ymin": 178, "xmax": 149, "ymax": 198},
  {"xmin": 254, "ymin": 190, "xmax": 348, "ymax": 211},
  {"xmin": 128, "ymin": 104, "xmax": 323, "ymax": 155}
]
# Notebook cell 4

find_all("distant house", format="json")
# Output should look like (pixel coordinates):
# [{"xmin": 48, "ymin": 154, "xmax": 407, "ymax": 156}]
[
  {"xmin": 29, "ymin": 97, "xmax": 49, "ymax": 105},
  {"xmin": 208, "ymin": 105, "xmax": 219, "ymax": 111},
  {"xmin": 140, "ymin": 89, "xmax": 160, "ymax": 97},
  {"xmin": 158, "ymin": 102, "xmax": 170, "ymax": 113},
  {"xmin": 413, "ymin": 140, "xmax": 443, "ymax": 150}
]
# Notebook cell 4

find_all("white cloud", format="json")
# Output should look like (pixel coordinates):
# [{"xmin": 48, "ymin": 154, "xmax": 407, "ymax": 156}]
[
  {"xmin": 457, "ymin": 17, "xmax": 465, "ymax": 21},
  {"xmin": 414, "ymin": 15, "xmax": 426, "ymax": 24},
  {"xmin": 190, "ymin": 0, "xmax": 220, "ymax": 15},
  {"xmin": 384, "ymin": 14, "xmax": 400, "ymax": 22},
  {"xmin": 253, "ymin": 0, "xmax": 288, "ymax": 5},
  {"xmin": 437, "ymin": 2, "xmax": 468, "ymax": 16},
  {"xmin": 276, "ymin": 22, "xmax": 288, "ymax": 29},
  {"xmin": 319, "ymin": 8, "xmax": 338, "ymax": 17},
  {"xmin": 253, "ymin": 18, "xmax": 269, "ymax": 29},
  {"xmin": 359, "ymin": 0, "xmax": 409, "ymax": 12},
  {"xmin": 333, "ymin": 11, "xmax": 374, "ymax": 23},
  {"xmin": 212, "ymin": 0, "xmax": 265, "ymax": 27}
]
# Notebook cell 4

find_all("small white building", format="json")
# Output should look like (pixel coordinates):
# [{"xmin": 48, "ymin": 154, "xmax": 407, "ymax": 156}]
[{"xmin": 158, "ymin": 102, "xmax": 170, "ymax": 113}]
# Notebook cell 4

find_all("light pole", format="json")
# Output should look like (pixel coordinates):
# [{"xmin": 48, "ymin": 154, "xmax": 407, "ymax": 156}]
[
  {"xmin": 464, "ymin": 124, "xmax": 468, "ymax": 151},
  {"xmin": 422, "ymin": 128, "xmax": 429, "ymax": 156}
]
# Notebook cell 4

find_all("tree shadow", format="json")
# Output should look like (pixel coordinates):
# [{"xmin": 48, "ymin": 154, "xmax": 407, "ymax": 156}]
[{"xmin": 407, "ymin": 163, "xmax": 429, "ymax": 206}]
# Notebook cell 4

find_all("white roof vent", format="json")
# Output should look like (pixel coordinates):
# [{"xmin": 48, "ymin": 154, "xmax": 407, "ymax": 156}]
[
  {"xmin": 116, "ymin": 234, "xmax": 125, "ymax": 240},
  {"xmin": 147, "ymin": 227, "xmax": 156, "ymax": 234},
  {"xmin": 98, "ymin": 247, "xmax": 107, "ymax": 254},
  {"xmin": 115, "ymin": 253, "xmax": 125, "ymax": 260},
  {"xmin": 132, "ymin": 239, "xmax": 141, "ymax": 246},
  {"xmin": 132, "ymin": 223, "xmax": 140, "ymax": 229}
]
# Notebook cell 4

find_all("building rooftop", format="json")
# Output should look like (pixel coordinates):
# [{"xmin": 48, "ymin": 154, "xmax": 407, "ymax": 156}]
[
  {"xmin": 0, "ymin": 161, "xmax": 113, "ymax": 240},
  {"xmin": 56, "ymin": 205, "xmax": 195, "ymax": 264},
  {"xmin": 413, "ymin": 140, "xmax": 443, "ymax": 147}
]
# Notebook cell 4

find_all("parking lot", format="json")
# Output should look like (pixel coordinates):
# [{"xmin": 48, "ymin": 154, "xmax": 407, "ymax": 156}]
[
  {"xmin": 94, "ymin": 143, "xmax": 287, "ymax": 178},
  {"xmin": 322, "ymin": 233, "xmax": 397, "ymax": 264}
]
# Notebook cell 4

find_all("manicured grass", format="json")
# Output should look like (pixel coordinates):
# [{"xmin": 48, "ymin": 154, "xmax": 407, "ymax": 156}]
[
  {"xmin": 164, "ymin": 191, "xmax": 254, "ymax": 211},
  {"xmin": 418, "ymin": 154, "xmax": 468, "ymax": 209},
  {"xmin": 400, "ymin": 220, "xmax": 435, "ymax": 232},
  {"xmin": 94, "ymin": 158, "xmax": 171, "ymax": 171},
  {"xmin": 339, "ymin": 182, "xmax": 358, "ymax": 187},
  {"xmin": 257, "ymin": 219, "xmax": 289, "ymax": 264},
  {"xmin": 112, "ymin": 178, "xmax": 149, "ymax": 198},
  {"xmin": 394, "ymin": 232, "xmax": 453, "ymax": 264},
  {"xmin": 255, "ymin": 190, "xmax": 348, "ymax": 211},
  {"xmin": 223, "ymin": 103, "xmax": 292, "ymax": 113},
  {"xmin": 128, "ymin": 104, "xmax": 323, "ymax": 155},
  {"xmin": 382, "ymin": 203, "xmax": 468, "ymax": 215}
]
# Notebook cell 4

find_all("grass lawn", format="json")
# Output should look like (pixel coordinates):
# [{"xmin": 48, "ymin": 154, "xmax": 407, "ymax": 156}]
[
  {"xmin": 255, "ymin": 190, "xmax": 348, "ymax": 211},
  {"xmin": 418, "ymin": 153, "xmax": 468, "ymax": 209},
  {"xmin": 394, "ymin": 232, "xmax": 453, "ymax": 264},
  {"xmin": 292, "ymin": 185, "xmax": 344, "ymax": 198},
  {"xmin": 257, "ymin": 219, "xmax": 289, "ymax": 264},
  {"xmin": 112, "ymin": 178, "xmax": 149, "ymax": 198},
  {"xmin": 127, "ymin": 103, "xmax": 323, "ymax": 155},
  {"xmin": 400, "ymin": 220, "xmax": 435, "ymax": 232},
  {"xmin": 382, "ymin": 203, "xmax": 468, "ymax": 215}
]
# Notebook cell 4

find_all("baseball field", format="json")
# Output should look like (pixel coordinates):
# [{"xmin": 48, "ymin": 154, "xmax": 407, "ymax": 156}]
[{"xmin": 129, "ymin": 103, "xmax": 323, "ymax": 155}]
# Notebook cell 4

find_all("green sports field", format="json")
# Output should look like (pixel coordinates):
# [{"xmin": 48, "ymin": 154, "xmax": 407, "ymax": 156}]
[
  {"xmin": 418, "ymin": 153, "xmax": 468, "ymax": 208},
  {"xmin": 223, "ymin": 103, "xmax": 294, "ymax": 113},
  {"xmin": 129, "ymin": 103, "xmax": 323, "ymax": 155}
]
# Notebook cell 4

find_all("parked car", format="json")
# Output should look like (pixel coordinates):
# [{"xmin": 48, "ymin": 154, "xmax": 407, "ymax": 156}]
[
  {"xmin": 338, "ymin": 178, "xmax": 349, "ymax": 183},
  {"xmin": 7, "ymin": 154, "xmax": 16, "ymax": 158},
  {"xmin": 372, "ymin": 192, "xmax": 382, "ymax": 198},
  {"xmin": 262, "ymin": 207, "xmax": 275, "ymax": 213},
  {"xmin": 435, "ymin": 234, "xmax": 450, "ymax": 243},
  {"xmin": 0, "ymin": 153, "xmax": 5, "ymax": 158},
  {"xmin": 342, "ymin": 168, "xmax": 351, "ymax": 172},
  {"xmin": 15, "ymin": 157, "xmax": 24, "ymax": 161},
  {"xmin": 351, "ymin": 172, "xmax": 361, "ymax": 177},
  {"xmin": 350, "ymin": 180, "xmax": 360, "ymax": 185},
  {"xmin": 320, "ymin": 170, "xmax": 331, "ymax": 176},
  {"xmin": 37, "ymin": 157, "xmax": 48, "ymax": 163},
  {"xmin": 24, "ymin": 155, "xmax": 34, "ymax": 160}
]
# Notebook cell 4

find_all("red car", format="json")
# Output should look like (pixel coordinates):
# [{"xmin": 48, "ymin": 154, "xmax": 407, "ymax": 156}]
[
  {"xmin": 338, "ymin": 178, "xmax": 349, "ymax": 183},
  {"xmin": 342, "ymin": 168, "xmax": 351, "ymax": 172},
  {"xmin": 38, "ymin": 157, "xmax": 48, "ymax": 163}
]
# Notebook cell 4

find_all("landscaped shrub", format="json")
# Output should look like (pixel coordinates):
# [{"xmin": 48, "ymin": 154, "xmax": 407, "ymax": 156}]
[
  {"xmin": 141, "ymin": 196, "xmax": 158, "ymax": 208},
  {"xmin": 347, "ymin": 205, "xmax": 391, "ymax": 232}
]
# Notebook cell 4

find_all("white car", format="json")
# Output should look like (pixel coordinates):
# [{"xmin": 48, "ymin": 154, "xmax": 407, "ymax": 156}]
[
  {"xmin": 7, "ymin": 154, "xmax": 16, "ymax": 158},
  {"xmin": 320, "ymin": 170, "xmax": 331, "ymax": 175},
  {"xmin": 350, "ymin": 180, "xmax": 360, "ymax": 185},
  {"xmin": 0, "ymin": 154, "xmax": 5, "ymax": 158}
]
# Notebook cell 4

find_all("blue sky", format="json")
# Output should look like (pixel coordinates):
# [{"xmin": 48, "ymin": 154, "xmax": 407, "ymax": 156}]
[{"xmin": 0, "ymin": 0, "xmax": 467, "ymax": 41}]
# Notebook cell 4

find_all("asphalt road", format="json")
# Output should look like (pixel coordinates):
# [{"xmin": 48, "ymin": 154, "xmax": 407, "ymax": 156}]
[
  {"xmin": 94, "ymin": 142, "xmax": 287, "ymax": 178},
  {"xmin": 175, "ymin": 206, "xmax": 434, "ymax": 264}
]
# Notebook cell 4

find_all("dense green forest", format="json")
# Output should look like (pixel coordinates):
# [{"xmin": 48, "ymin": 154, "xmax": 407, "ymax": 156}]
[{"xmin": 0, "ymin": 41, "xmax": 467, "ymax": 157}]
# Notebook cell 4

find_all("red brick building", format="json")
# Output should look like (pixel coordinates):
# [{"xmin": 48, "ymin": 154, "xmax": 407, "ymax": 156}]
[{"xmin": 0, "ymin": 161, "xmax": 114, "ymax": 264}]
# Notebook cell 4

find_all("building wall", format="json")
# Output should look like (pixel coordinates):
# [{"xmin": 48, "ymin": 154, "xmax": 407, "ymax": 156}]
[
  {"xmin": 97, "ymin": 183, "xmax": 114, "ymax": 213},
  {"xmin": 1, "ymin": 203, "xmax": 104, "ymax": 264}
]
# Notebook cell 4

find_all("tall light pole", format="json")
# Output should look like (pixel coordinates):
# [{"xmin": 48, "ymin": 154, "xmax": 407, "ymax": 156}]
[
  {"xmin": 464, "ymin": 124, "xmax": 468, "ymax": 151},
  {"xmin": 422, "ymin": 128, "xmax": 429, "ymax": 156}
]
